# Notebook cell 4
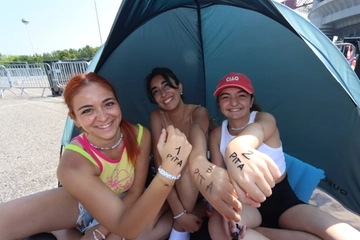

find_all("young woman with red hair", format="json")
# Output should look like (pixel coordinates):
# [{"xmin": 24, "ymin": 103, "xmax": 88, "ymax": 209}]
[{"xmin": 0, "ymin": 72, "xmax": 192, "ymax": 240}]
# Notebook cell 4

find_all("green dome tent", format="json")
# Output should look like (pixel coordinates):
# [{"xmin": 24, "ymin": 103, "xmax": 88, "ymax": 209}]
[{"xmin": 64, "ymin": 0, "xmax": 360, "ymax": 219}]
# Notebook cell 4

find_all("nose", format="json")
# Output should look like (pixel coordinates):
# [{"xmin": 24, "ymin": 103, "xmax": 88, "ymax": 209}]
[
  {"xmin": 230, "ymin": 97, "xmax": 238, "ymax": 106},
  {"xmin": 97, "ymin": 108, "xmax": 108, "ymax": 121},
  {"xmin": 159, "ymin": 88, "xmax": 167, "ymax": 97}
]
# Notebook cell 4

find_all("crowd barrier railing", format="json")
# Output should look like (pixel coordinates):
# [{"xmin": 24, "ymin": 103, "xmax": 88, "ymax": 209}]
[
  {"xmin": 0, "ymin": 65, "xmax": 15, "ymax": 98},
  {"xmin": 0, "ymin": 61, "xmax": 89, "ymax": 98}
]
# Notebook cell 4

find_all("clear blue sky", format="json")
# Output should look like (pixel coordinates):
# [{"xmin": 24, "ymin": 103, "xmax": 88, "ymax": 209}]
[{"xmin": 1, "ymin": 0, "xmax": 122, "ymax": 56}]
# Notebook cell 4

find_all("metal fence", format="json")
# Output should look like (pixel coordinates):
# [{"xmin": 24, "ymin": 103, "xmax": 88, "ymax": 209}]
[{"xmin": 0, "ymin": 61, "xmax": 89, "ymax": 98}]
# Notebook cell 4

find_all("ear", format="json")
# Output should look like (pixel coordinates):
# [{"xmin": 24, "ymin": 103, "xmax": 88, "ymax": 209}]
[
  {"xmin": 178, "ymin": 82, "xmax": 183, "ymax": 94},
  {"xmin": 250, "ymin": 96, "xmax": 254, "ymax": 108},
  {"xmin": 68, "ymin": 112, "xmax": 81, "ymax": 128}
]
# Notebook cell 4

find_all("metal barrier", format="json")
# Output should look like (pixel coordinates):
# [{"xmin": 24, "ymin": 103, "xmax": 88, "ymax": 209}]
[
  {"xmin": 0, "ymin": 61, "xmax": 89, "ymax": 98},
  {"xmin": 51, "ymin": 61, "xmax": 89, "ymax": 88},
  {"xmin": 0, "ymin": 65, "xmax": 15, "ymax": 98},
  {"xmin": 4, "ymin": 63, "xmax": 53, "ymax": 96}
]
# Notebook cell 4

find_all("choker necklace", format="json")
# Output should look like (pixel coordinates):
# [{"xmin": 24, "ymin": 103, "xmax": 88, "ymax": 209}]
[
  {"xmin": 228, "ymin": 123, "xmax": 248, "ymax": 131},
  {"xmin": 89, "ymin": 132, "xmax": 123, "ymax": 150}
]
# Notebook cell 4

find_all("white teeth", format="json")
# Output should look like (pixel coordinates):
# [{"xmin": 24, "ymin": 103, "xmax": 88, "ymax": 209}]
[
  {"xmin": 98, "ymin": 122, "xmax": 111, "ymax": 129},
  {"xmin": 164, "ymin": 98, "xmax": 172, "ymax": 104}
]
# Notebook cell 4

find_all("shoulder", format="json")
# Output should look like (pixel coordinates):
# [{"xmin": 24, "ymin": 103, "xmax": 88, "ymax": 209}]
[
  {"xmin": 150, "ymin": 109, "xmax": 162, "ymax": 120},
  {"xmin": 255, "ymin": 111, "xmax": 276, "ymax": 123},
  {"xmin": 130, "ymin": 123, "xmax": 150, "ymax": 140},
  {"xmin": 192, "ymin": 105, "xmax": 209, "ymax": 113},
  {"xmin": 67, "ymin": 136, "xmax": 83, "ymax": 148},
  {"xmin": 59, "ymin": 142, "xmax": 98, "ymax": 180},
  {"xmin": 191, "ymin": 105, "xmax": 209, "ymax": 118},
  {"xmin": 210, "ymin": 125, "xmax": 222, "ymax": 140}
]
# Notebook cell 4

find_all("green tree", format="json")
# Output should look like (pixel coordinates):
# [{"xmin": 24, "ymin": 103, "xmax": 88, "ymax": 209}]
[{"xmin": 0, "ymin": 45, "xmax": 100, "ymax": 63}]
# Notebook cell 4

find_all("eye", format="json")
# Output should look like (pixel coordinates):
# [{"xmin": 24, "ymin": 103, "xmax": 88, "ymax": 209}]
[
  {"xmin": 81, "ymin": 109, "xmax": 92, "ymax": 114},
  {"xmin": 152, "ymin": 89, "xmax": 158, "ymax": 96},
  {"xmin": 105, "ymin": 101, "xmax": 115, "ymax": 107},
  {"xmin": 220, "ymin": 95, "xmax": 229, "ymax": 100},
  {"xmin": 163, "ymin": 83, "xmax": 170, "ymax": 89}
]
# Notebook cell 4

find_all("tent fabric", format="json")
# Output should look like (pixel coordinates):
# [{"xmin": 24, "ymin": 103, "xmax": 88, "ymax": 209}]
[
  {"xmin": 63, "ymin": 0, "xmax": 360, "ymax": 216},
  {"xmin": 285, "ymin": 153, "xmax": 325, "ymax": 203}
]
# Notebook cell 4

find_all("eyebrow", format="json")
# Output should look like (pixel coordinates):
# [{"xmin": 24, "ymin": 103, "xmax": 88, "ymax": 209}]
[
  {"xmin": 219, "ymin": 90, "xmax": 247, "ymax": 97},
  {"xmin": 77, "ymin": 97, "xmax": 115, "ymax": 111},
  {"xmin": 151, "ymin": 80, "xmax": 167, "ymax": 92}
]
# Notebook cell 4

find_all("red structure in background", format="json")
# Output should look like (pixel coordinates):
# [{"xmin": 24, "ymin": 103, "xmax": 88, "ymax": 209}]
[{"xmin": 280, "ymin": 0, "xmax": 313, "ymax": 11}]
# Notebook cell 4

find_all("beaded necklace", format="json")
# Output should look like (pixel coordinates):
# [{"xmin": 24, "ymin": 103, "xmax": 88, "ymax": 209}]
[{"xmin": 89, "ymin": 132, "xmax": 123, "ymax": 150}]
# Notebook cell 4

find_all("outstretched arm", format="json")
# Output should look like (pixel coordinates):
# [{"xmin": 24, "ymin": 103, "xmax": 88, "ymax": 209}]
[
  {"xmin": 58, "ymin": 126, "xmax": 192, "ymax": 239},
  {"xmin": 225, "ymin": 112, "xmax": 281, "ymax": 205},
  {"xmin": 188, "ymin": 108, "xmax": 242, "ymax": 222},
  {"xmin": 150, "ymin": 111, "xmax": 183, "ymax": 216}
]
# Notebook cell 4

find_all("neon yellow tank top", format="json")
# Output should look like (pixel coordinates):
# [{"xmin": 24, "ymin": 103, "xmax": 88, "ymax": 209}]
[{"xmin": 65, "ymin": 124, "xmax": 143, "ymax": 196}]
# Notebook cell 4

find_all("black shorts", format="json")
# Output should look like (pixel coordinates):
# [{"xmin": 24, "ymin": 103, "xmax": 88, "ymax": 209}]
[{"xmin": 258, "ymin": 174, "xmax": 305, "ymax": 228}]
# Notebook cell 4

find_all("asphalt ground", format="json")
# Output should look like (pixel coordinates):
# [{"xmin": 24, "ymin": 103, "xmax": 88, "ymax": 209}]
[{"xmin": 0, "ymin": 88, "xmax": 67, "ymax": 203}]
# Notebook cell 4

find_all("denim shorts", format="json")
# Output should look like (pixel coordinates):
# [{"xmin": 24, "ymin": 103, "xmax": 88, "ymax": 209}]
[{"xmin": 76, "ymin": 192, "xmax": 127, "ymax": 233}]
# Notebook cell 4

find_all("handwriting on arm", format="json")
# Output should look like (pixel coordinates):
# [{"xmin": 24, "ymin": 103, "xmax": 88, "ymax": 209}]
[
  {"xmin": 166, "ymin": 151, "xmax": 183, "ymax": 167},
  {"xmin": 175, "ymin": 146, "xmax": 181, "ymax": 155},
  {"xmin": 194, "ymin": 167, "xmax": 213, "ymax": 193},
  {"xmin": 228, "ymin": 151, "xmax": 253, "ymax": 171}
]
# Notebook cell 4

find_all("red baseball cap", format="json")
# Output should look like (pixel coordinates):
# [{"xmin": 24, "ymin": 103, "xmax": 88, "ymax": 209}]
[{"xmin": 213, "ymin": 72, "xmax": 254, "ymax": 97}]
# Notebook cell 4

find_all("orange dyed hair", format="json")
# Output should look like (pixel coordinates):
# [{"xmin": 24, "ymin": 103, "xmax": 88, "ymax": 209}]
[{"xmin": 63, "ymin": 72, "xmax": 139, "ymax": 166}]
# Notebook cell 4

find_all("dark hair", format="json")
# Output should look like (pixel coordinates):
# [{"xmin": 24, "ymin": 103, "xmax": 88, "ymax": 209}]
[
  {"xmin": 145, "ymin": 67, "xmax": 182, "ymax": 104},
  {"xmin": 216, "ymin": 94, "xmax": 262, "ymax": 112},
  {"xmin": 63, "ymin": 72, "xmax": 139, "ymax": 166}
]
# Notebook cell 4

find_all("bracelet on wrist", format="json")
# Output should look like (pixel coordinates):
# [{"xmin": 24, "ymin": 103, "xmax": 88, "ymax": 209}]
[
  {"xmin": 158, "ymin": 166, "xmax": 181, "ymax": 180},
  {"xmin": 93, "ymin": 229, "xmax": 106, "ymax": 240},
  {"xmin": 174, "ymin": 209, "xmax": 187, "ymax": 219}
]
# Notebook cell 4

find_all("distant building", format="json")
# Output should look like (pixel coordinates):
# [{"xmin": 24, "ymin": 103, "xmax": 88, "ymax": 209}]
[{"xmin": 308, "ymin": 0, "xmax": 360, "ymax": 40}]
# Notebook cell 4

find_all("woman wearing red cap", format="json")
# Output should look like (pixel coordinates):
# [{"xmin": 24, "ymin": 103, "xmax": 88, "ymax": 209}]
[{"xmin": 207, "ymin": 72, "xmax": 360, "ymax": 239}]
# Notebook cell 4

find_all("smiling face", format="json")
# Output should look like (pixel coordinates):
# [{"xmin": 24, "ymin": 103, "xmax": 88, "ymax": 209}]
[
  {"xmin": 218, "ymin": 87, "xmax": 254, "ymax": 120},
  {"xmin": 150, "ymin": 74, "xmax": 183, "ymax": 111},
  {"xmin": 71, "ymin": 82, "xmax": 122, "ymax": 143}
]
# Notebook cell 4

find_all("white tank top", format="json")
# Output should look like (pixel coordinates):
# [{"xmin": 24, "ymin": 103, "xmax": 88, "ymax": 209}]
[{"xmin": 219, "ymin": 111, "xmax": 286, "ymax": 174}]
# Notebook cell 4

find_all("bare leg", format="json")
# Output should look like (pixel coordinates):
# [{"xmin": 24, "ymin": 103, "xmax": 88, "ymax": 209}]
[
  {"xmin": 255, "ymin": 227, "xmax": 321, "ymax": 240},
  {"xmin": 134, "ymin": 205, "xmax": 173, "ymax": 240},
  {"xmin": 0, "ymin": 188, "xmax": 79, "ymax": 239},
  {"xmin": 52, "ymin": 228, "xmax": 83, "ymax": 240},
  {"xmin": 279, "ymin": 204, "xmax": 360, "ymax": 240},
  {"xmin": 172, "ymin": 163, "xmax": 200, "ymax": 232}
]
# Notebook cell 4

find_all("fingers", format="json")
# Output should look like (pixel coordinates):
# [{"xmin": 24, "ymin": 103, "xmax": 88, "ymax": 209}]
[
  {"xmin": 217, "ymin": 195, "xmax": 241, "ymax": 223},
  {"xmin": 232, "ymin": 182, "xmax": 261, "ymax": 208},
  {"xmin": 239, "ymin": 225, "xmax": 246, "ymax": 239},
  {"xmin": 262, "ymin": 152, "xmax": 281, "ymax": 180},
  {"xmin": 229, "ymin": 220, "xmax": 237, "ymax": 233},
  {"xmin": 156, "ymin": 127, "xmax": 167, "ymax": 148}
]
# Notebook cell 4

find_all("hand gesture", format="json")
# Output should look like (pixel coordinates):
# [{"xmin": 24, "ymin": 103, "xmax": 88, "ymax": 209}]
[
  {"xmin": 225, "ymin": 143, "xmax": 281, "ymax": 206},
  {"xmin": 175, "ymin": 212, "xmax": 203, "ymax": 233},
  {"xmin": 157, "ymin": 125, "xmax": 192, "ymax": 179},
  {"xmin": 194, "ymin": 162, "xmax": 242, "ymax": 222}
]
